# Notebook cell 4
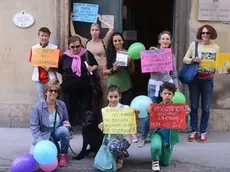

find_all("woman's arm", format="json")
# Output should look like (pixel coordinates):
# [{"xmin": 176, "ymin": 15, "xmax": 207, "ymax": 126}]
[
  {"xmin": 56, "ymin": 72, "xmax": 63, "ymax": 84},
  {"xmin": 98, "ymin": 14, "xmax": 114, "ymax": 47},
  {"xmin": 128, "ymin": 58, "xmax": 135, "ymax": 75},
  {"xmin": 70, "ymin": 12, "xmax": 88, "ymax": 47},
  {"xmin": 183, "ymin": 42, "xmax": 195, "ymax": 64},
  {"xmin": 30, "ymin": 105, "xmax": 43, "ymax": 142},
  {"xmin": 170, "ymin": 55, "xmax": 179, "ymax": 89}
]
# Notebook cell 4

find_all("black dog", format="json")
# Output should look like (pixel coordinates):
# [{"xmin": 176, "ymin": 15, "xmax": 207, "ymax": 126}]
[{"xmin": 72, "ymin": 110, "xmax": 103, "ymax": 160}]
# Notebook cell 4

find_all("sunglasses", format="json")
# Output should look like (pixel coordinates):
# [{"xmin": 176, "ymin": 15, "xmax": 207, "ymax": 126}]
[
  {"xmin": 201, "ymin": 32, "xmax": 210, "ymax": 35},
  {"xmin": 48, "ymin": 89, "xmax": 58, "ymax": 93},
  {"xmin": 70, "ymin": 45, "xmax": 81, "ymax": 49}
]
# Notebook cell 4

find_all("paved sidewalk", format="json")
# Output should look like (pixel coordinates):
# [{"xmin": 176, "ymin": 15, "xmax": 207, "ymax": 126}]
[{"xmin": 1, "ymin": 128, "xmax": 230, "ymax": 172}]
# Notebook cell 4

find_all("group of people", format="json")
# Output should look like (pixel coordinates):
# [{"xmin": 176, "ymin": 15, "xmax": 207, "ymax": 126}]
[{"xmin": 29, "ymin": 13, "xmax": 220, "ymax": 172}]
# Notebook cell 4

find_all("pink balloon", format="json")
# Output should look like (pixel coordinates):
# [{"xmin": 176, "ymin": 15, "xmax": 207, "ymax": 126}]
[{"xmin": 39, "ymin": 158, "xmax": 58, "ymax": 172}]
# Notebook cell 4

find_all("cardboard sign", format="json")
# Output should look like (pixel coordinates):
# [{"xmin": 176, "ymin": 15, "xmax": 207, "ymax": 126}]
[
  {"xmin": 199, "ymin": 53, "xmax": 230, "ymax": 74},
  {"xmin": 30, "ymin": 48, "xmax": 59, "ymax": 68},
  {"xmin": 103, "ymin": 108, "xmax": 137, "ymax": 134},
  {"xmin": 73, "ymin": 3, "xmax": 99, "ymax": 23},
  {"xmin": 150, "ymin": 104, "xmax": 187, "ymax": 130},
  {"xmin": 140, "ymin": 48, "xmax": 173, "ymax": 73}
]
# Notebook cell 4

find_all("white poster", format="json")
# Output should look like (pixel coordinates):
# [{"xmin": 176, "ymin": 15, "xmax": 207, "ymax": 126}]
[{"xmin": 101, "ymin": 15, "xmax": 114, "ymax": 28}]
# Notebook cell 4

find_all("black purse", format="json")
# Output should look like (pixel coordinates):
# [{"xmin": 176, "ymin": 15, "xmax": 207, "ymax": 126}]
[{"xmin": 85, "ymin": 51, "xmax": 103, "ymax": 98}]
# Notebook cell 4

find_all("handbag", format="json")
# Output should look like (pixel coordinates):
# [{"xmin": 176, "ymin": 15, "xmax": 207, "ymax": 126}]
[
  {"xmin": 85, "ymin": 51, "xmax": 103, "ymax": 98},
  {"xmin": 94, "ymin": 135, "xmax": 117, "ymax": 172},
  {"xmin": 178, "ymin": 41, "xmax": 199, "ymax": 84}
]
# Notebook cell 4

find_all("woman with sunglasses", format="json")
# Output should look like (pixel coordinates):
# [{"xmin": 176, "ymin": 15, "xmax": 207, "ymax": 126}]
[
  {"xmin": 57, "ymin": 36, "xmax": 98, "ymax": 126},
  {"xmin": 70, "ymin": 13, "xmax": 114, "ymax": 117},
  {"xmin": 30, "ymin": 80, "xmax": 71, "ymax": 167},
  {"xmin": 183, "ymin": 25, "xmax": 219, "ymax": 142}
]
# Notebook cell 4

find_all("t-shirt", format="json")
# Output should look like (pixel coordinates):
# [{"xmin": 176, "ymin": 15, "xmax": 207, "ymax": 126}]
[
  {"xmin": 49, "ymin": 111, "xmax": 61, "ymax": 129},
  {"xmin": 57, "ymin": 51, "xmax": 98, "ymax": 89},
  {"xmin": 183, "ymin": 41, "xmax": 219, "ymax": 79},
  {"xmin": 29, "ymin": 47, "xmax": 61, "ymax": 82},
  {"xmin": 101, "ymin": 103, "xmax": 132, "ymax": 144}
]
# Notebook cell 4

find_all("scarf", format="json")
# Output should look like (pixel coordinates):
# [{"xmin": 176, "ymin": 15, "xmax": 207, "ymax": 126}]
[{"xmin": 64, "ymin": 48, "xmax": 87, "ymax": 77}]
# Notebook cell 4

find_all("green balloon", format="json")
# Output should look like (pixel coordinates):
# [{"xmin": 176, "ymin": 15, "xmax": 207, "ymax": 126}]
[
  {"xmin": 128, "ymin": 42, "xmax": 146, "ymax": 60},
  {"xmin": 172, "ymin": 92, "xmax": 186, "ymax": 104}
]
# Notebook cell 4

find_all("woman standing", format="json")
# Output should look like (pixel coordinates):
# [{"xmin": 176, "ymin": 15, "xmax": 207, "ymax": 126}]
[
  {"xmin": 57, "ymin": 36, "xmax": 98, "ymax": 126},
  {"xmin": 104, "ymin": 32, "xmax": 138, "ymax": 143},
  {"xmin": 183, "ymin": 25, "xmax": 219, "ymax": 142},
  {"xmin": 70, "ymin": 13, "xmax": 114, "ymax": 116},
  {"xmin": 138, "ymin": 31, "xmax": 179, "ymax": 148}
]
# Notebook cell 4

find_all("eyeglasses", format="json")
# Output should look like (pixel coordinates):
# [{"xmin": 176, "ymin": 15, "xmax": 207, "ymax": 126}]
[
  {"xmin": 48, "ymin": 89, "xmax": 58, "ymax": 93},
  {"xmin": 201, "ymin": 32, "xmax": 210, "ymax": 35},
  {"xmin": 70, "ymin": 45, "xmax": 81, "ymax": 49}
]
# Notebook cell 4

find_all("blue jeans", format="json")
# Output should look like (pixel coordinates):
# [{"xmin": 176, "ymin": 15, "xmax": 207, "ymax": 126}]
[
  {"xmin": 141, "ymin": 94, "xmax": 161, "ymax": 140},
  {"xmin": 188, "ymin": 78, "xmax": 214, "ymax": 133},
  {"xmin": 35, "ymin": 81, "xmax": 46, "ymax": 101},
  {"xmin": 52, "ymin": 126, "xmax": 70, "ymax": 154}
]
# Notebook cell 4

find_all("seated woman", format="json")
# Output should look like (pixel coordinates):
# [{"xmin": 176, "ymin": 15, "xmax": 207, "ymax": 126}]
[{"xmin": 30, "ymin": 80, "xmax": 71, "ymax": 167}]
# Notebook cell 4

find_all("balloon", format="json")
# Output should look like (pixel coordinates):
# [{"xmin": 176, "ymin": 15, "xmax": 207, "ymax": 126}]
[
  {"xmin": 130, "ymin": 95, "xmax": 152, "ymax": 118},
  {"xmin": 11, "ymin": 154, "xmax": 37, "ymax": 172},
  {"xmin": 128, "ymin": 42, "xmax": 146, "ymax": 60},
  {"xmin": 39, "ymin": 158, "xmax": 58, "ymax": 172},
  {"xmin": 172, "ymin": 91, "xmax": 186, "ymax": 104},
  {"xmin": 33, "ymin": 140, "xmax": 58, "ymax": 165}
]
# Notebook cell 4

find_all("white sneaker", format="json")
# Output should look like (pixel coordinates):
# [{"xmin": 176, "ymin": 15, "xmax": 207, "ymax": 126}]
[{"xmin": 152, "ymin": 161, "xmax": 160, "ymax": 172}]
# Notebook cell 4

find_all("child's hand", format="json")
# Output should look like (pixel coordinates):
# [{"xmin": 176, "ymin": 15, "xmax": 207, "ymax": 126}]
[
  {"xmin": 186, "ymin": 105, "xmax": 191, "ymax": 114},
  {"xmin": 98, "ymin": 122, "xmax": 104, "ymax": 131},
  {"xmin": 134, "ymin": 109, "xmax": 140, "ymax": 118},
  {"xmin": 146, "ymin": 106, "xmax": 152, "ymax": 114}
]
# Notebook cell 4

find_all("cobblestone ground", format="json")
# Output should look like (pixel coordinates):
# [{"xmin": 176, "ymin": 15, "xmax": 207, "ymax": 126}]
[{"xmin": 1, "ymin": 157, "xmax": 229, "ymax": 172}]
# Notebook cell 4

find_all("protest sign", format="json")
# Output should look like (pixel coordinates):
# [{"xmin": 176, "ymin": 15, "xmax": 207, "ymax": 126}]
[
  {"xmin": 116, "ymin": 51, "xmax": 128, "ymax": 66},
  {"xmin": 199, "ymin": 53, "xmax": 230, "ymax": 74},
  {"xmin": 101, "ymin": 15, "xmax": 114, "ymax": 28},
  {"xmin": 30, "ymin": 48, "xmax": 59, "ymax": 68},
  {"xmin": 150, "ymin": 104, "xmax": 187, "ymax": 130},
  {"xmin": 103, "ymin": 108, "xmax": 136, "ymax": 134},
  {"xmin": 73, "ymin": 3, "xmax": 99, "ymax": 23},
  {"xmin": 140, "ymin": 48, "xmax": 173, "ymax": 73}
]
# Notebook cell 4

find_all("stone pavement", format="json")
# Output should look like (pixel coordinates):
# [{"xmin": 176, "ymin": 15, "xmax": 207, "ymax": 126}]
[{"xmin": 0, "ymin": 128, "xmax": 230, "ymax": 172}]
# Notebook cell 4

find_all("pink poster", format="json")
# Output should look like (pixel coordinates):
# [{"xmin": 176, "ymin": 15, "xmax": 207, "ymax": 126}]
[{"xmin": 140, "ymin": 48, "xmax": 173, "ymax": 73}]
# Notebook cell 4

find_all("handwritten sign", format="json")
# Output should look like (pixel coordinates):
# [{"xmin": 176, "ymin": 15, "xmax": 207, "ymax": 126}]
[
  {"xmin": 200, "ymin": 53, "xmax": 230, "ymax": 74},
  {"xmin": 198, "ymin": 0, "xmax": 230, "ymax": 22},
  {"xmin": 30, "ymin": 48, "xmax": 59, "ymax": 68},
  {"xmin": 101, "ymin": 15, "xmax": 114, "ymax": 28},
  {"xmin": 140, "ymin": 48, "xmax": 173, "ymax": 73},
  {"xmin": 150, "ymin": 104, "xmax": 187, "ymax": 130},
  {"xmin": 103, "ymin": 108, "xmax": 137, "ymax": 134},
  {"xmin": 73, "ymin": 3, "xmax": 99, "ymax": 23}
]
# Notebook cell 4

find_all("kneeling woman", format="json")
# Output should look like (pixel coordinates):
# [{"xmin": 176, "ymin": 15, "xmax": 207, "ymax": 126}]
[{"xmin": 30, "ymin": 80, "xmax": 71, "ymax": 167}]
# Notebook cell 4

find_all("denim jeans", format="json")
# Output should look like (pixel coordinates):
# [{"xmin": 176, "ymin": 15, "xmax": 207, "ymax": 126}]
[
  {"xmin": 140, "ymin": 93, "xmax": 161, "ymax": 140},
  {"xmin": 52, "ymin": 126, "xmax": 70, "ymax": 154},
  {"xmin": 188, "ymin": 78, "xmax": 214, "ymax": 133},
  {"xmin": 35, "ymin": 81, "xmax": 46, "ymax": 101}
]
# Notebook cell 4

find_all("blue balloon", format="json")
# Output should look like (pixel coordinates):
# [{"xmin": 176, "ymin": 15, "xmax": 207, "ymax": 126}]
[
  {"xmin": 130, "ymin": 95, "xmax": 153, "ymax": 118},
  {"xmin": 11, "ymin": 154, "xmax": 37, "ymax": 172},
  {"xmin": 33, "ymin": 140, "xmax": 57, "ymax": 165}
]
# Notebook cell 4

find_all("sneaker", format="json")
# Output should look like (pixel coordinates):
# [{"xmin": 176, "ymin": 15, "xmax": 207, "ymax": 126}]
[
  {"xmin": 132, "ymin": 134, "xmax": 139, "ymax": 143},
  {"xmin": 188, "ymin": 132, "xmax": 198, "ymax": 142},
  {"xmin": 137, "ymin": 139, "xmax": 145, "ymax": 148},
  {"xmin": 200, "ymin": 133, "xmax": 207, "ymax": 143},
  {"xmin": 59, "ymin": 154, "xmax": 68, "ymax": 167},
  {"xmin": 152, "ymin": 160, "xmax": 160, "ymax": 172}
]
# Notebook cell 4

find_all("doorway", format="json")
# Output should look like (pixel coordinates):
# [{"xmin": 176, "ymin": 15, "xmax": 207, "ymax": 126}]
[{"xmin": 123, "ymin": 0, "xmax": 175, "ymax": 97}]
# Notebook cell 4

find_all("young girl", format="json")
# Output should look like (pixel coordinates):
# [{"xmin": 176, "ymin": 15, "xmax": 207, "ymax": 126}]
[
  {"xmin": 95, "ymin": 85, "xmax": 139, "ymax": 171},
  {"xmin": 138, "ymin": 31, "xmax": 179, "ymax": 148}
]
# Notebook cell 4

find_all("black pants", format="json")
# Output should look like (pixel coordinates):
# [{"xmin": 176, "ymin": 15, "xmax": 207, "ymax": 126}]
[
  {"xmin": 62, "ymin": 84, "xmax": 92, "ymax": 126},
  {"xmin": 120, "ymin": 88, "xmax": 133, "ymax": 106}
]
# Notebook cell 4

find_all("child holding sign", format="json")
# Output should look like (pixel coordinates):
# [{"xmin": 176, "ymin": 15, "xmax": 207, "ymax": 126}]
[
  {"xmin": 146, "ymin": 82, "xmax": 190, "ymax": 172},
  {"xmin": 94, "ymin": 85, "xmax": 139, "ymax": 171}
]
